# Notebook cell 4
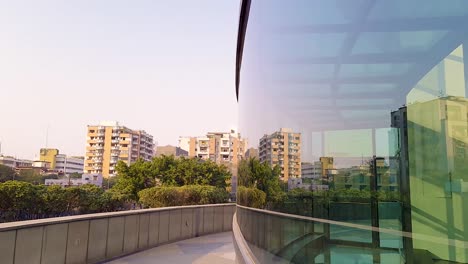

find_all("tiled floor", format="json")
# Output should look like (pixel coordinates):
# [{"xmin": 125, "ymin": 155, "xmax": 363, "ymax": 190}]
[{"xmin": 106, "ymin": 232, "xmax": 235, "ymax": 264}]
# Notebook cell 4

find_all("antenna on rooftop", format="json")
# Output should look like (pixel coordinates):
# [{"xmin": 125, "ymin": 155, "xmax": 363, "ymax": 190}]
[{"xmin": 45, "ymin": 124, "xmax": 49, "ymax": 148}]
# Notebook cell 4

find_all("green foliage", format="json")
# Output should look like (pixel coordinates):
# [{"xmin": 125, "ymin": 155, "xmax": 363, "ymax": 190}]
[
  {"xmin": 112, "ymin": 160, "xmax": 157, "ymax": 201},
  {"xmin": 0, "ymin": 181, "xmax": 44, "ymax": 220},
  {"xmin": 236, "ymin": 186, "xmax": 266, "ymax": 209},
  {"xmin": 0, "ymin": 165, "xmax": 15, "ymax": 182},
  {"xmin": 69, "ymin": 173, "xmax": 82, "ymax": 179},
  {"xmin": 15, "ymin": 170, "xmax": 59, "ymax": 185},
  {"xmin": 0, "ymin": 181, "xmax": 126, "ymax": 222},
  {"xmin": 113, "ymin": 156, "xmax": 232, "ymax": 202},
  {"xmin": 238, "ymin": 158, "xmax": 285, "ymax": 206},
  {"xmin": 138, "ymin": 185, "xmax": 229, "ymax": 208}
]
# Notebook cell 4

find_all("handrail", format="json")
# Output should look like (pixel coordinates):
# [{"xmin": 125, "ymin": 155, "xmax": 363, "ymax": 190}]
[
  {"xmin": 0, "ymin": 203, "xmax": 235, "ymax": 232},
  {"xmin": 236, "ymin": 204, "xmax": 468, "ymax": 249}
]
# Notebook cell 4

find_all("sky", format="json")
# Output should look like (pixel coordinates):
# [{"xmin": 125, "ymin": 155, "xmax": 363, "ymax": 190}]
[{"xmin": 0, "ymin": 0, "xmax": 240, "ymax": 160}]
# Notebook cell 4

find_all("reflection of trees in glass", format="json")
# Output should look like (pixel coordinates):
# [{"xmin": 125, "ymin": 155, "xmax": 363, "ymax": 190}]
[{"xmin": 238, "ymin": 157, "xmax": 285, "ymax": 206}]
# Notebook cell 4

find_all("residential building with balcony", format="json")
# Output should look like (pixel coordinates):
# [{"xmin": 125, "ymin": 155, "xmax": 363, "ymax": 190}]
[
  {"xmin": 258, "ymin": 128, "xmax": 301, "ymax": 180},
  {"xmin": 85, "ymin": 121, "xmax": 154, "ymax": 178},
  {"xmin": 178, "ymin": 130, "xmax": 246, "ymax": 165}
]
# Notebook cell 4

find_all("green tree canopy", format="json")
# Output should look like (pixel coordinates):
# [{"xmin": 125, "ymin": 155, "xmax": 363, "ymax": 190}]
[
  {"xmin": 0, "ymin": 164, "xmax": 15, "ymax": 182},
  {"xmin": 112, "ymin": 156, "xmax": 232, "ymax": 202},
  {"xmin": 238, "ymin": 158, "xmax": 285, "ymax": 204}
]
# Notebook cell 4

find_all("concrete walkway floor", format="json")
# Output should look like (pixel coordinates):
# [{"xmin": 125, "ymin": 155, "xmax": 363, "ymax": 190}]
[{"xmin": 106, "ymin": 232, "xmax": 235, "ymax": 264}]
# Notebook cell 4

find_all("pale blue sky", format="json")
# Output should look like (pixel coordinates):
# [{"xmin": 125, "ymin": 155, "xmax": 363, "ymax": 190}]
[{"xmin": 0, "ymin": 0, "xmax": 240, "ymax": 159}]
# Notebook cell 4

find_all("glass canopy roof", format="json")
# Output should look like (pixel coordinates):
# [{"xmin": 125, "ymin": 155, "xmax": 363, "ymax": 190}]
[{"xmin": 245, "ymin": 0, "xmax": 468, "ymax": 131}]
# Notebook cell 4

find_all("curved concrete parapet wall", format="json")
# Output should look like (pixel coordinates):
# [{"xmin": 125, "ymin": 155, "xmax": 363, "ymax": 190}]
[{"xmin": 0, "ymin": 203, "xmax": 235, "ymax": 264}]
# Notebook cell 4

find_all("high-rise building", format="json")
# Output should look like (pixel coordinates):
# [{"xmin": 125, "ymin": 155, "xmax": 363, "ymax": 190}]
[
  {"xmin": 179, "ymin": 130, "xmax": 246, "ymax": 197},
  {"xmin": 85, "ymin": 121, "xmax": 154, "ymax": 178},
  {"xmin": 258, "ymin": 128, "xmax": 301, "ymax": 180},
  {"xmin": 178, "ymin": 130, "xmax": 246, "ymax": 165}
]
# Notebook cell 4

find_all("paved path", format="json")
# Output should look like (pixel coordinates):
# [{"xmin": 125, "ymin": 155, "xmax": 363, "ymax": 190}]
[{"xmin": 106, "ymin": 232, "xmax": 235, "ymax": 264}]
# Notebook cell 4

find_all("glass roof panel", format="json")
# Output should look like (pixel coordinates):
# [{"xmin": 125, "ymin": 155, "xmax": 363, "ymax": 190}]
[
  {"xmin": 352, "ymin": 31, "xmax": 448, "ymax": 55},
  {"xmin": 369, "ymin": 0, "xmax": 468, "ymax": 20},
  {"xmin": 270, "ymin": 64, "xmax": 335, "ymax": 81},
  {"xmin": 337, "ymin": 84, "xmax": 399, "ymax": 94},
  {"xmin": 266, "ymin": 33, "xmax": 346, "ymax": 61},
  {"xmin": 339, "ymin": 63, "xmax": 412, "ymax": 78},
  {"xmin": 263, "ymin": 0, "xmax": 367, "ymax": 27}
]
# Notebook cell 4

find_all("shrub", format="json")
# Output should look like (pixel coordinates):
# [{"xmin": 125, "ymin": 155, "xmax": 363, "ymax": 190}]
[
  {"xmin": 237, "ymin": 186, "xmax": 266, "ymax": 209},
  {"xmin": 138, "ymin": 185, "xmax": 229, "ymax": 208}
]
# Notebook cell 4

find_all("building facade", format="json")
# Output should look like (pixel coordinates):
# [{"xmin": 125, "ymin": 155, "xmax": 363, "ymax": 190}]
[
  {"xmin": 178, "ymin": 130, "xmax": 246, "ymax": 165},
  {"xmin": 54, "ymin": 155, "xmax": 85, "ymax": 175},
  {"xmin": 45, "ymin": 173, "xmax": 103, "ymax": 187},
  {"xmin": 244, "ymin": 147, "xmax": 259, "ymax": 160},
  {"xmin": 39, "ymin": 148, "xmax": 59, "ymax": 169},
  {"xmin": 85, "ymin": 121, "xmax": 154, "ymax": 178},
  {"xmin": 155, "ymin": 145, "xmax": 188, "ymax": 158},
  {"xmin": 39, "ymin": 149, "xmax": 84, "ymax": 175},
  {"xmin": 0, "ymin": 156, "xmax": 33, "ymax": 169},
  {"xmin": 234, "ymin": 1, "xmax": 468, "ymax": 263},
  {"xmin": 258, "ymin": 128, "xmax": 301, "ymax": 180}
]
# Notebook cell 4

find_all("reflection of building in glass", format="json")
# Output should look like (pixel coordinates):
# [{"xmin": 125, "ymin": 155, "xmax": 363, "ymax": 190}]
[
  {"xmin": 289, "ymin": 161, "xmax": 329, "ymax": 190},
  {"xmin": 234, "ymin": 1, "xmax": 468, "ymax": 263},
  {"xmin": 259, "ymin": 128, "xmax": 301, "ymax": 180},
  {"xmin": 392, "ymin": 96, "xmax": 468, "ymax": 261}
]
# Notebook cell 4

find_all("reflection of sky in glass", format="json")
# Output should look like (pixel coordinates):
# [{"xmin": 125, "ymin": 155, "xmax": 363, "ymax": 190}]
[
  {"xmin": 352, "ymin": 31, "xmax": 448, "ymax": 55},
  {"xmin": 238, "ymin": 1, "xmax": 468, "ymax": 262}
]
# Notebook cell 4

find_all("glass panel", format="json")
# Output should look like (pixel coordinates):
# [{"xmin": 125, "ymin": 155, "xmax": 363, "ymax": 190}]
[
  {"xmin": 352, "ymin": 31, "xmax": 448, "ymax": 55},
  {"xmin": 237, "ymin": 1, "xmax": 468, "ymax": 263},
  {"xmin": 369, "ymin": 0, "xmax": 468, "ymax": 20}
]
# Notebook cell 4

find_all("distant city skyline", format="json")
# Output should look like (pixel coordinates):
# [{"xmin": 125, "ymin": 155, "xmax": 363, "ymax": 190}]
[{"xmin": 0, "ymin": 1, "xmax": 239, "ymax": 160}]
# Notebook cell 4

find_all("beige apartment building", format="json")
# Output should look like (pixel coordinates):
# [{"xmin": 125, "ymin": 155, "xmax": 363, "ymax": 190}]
[
  {"xmin": 178, "ymin": 130, "xmax": 246, "ymax": 165},
  {"xmin": 259, "ymin": 128, "xmax": 301, "ymax": 181},
  {"xmin": 85, "ymin": 121, "xmax": 154, "ymax": 178}
]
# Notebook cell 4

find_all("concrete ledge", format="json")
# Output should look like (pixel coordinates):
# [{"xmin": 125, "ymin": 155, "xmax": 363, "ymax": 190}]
[
  {"xmin": 232, "ymin": 212, "xmax": 258, "ymax": 264},
  {"xmin": 0, "ymin": 203, "xmax": 235, "ymax": 264}
]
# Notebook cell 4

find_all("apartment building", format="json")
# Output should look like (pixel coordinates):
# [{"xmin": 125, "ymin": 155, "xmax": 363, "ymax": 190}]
[
  {"xmin": 259, "ymin": 128, "xmax": 301, "ymax": 180},
  {"xmin": 178, "ymin": 130, "xmax": 246, "ymax": 165},
  {"xmin": 39, "ymin": 148, "xmax": 84, "ymax": 175},
  {"xmin": 85, "ymin": 121, "xmax": 154, "ymax": 178}
]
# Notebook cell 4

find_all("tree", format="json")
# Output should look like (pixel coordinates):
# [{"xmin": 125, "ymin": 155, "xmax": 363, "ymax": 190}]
[
  {"xmin": 0, "ymin": 181, "xmax": 44, "ymax": 221},
  {"xmin": 0, "ymin": 165, "xmax": 15, "ymax": 182},
  {"xmin": 113, "ymin": 159, "xmax": 158, "ymax": 201},
  {"xmin": 238, "ymin": 158, "xmax": 285, "ymax": 205}
]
